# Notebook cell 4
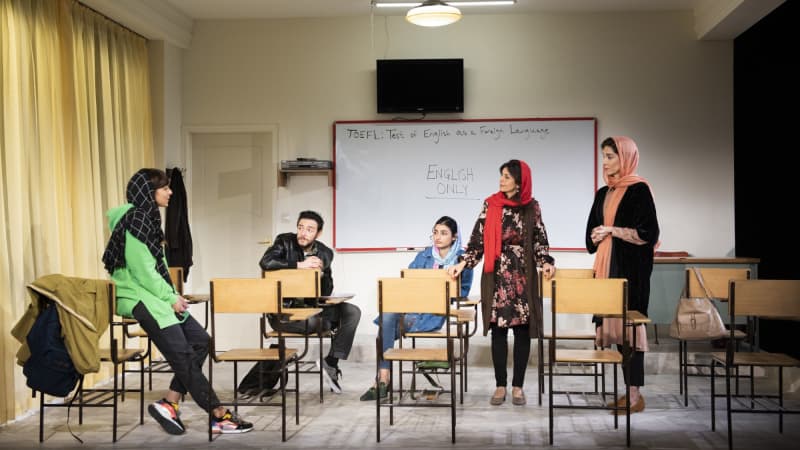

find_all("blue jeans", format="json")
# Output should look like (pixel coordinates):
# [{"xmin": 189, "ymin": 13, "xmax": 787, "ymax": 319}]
[{"xmin": 377, "ymin": 313, "xmax": 441, "ymax": 370}]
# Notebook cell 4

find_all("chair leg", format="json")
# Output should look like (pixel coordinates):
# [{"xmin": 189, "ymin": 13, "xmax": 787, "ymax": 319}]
[
  {"xmin": 613, "ymin": 364, "xmax": 618, "ymax": 430},
  {"xmin": 548, "ymin": 349, "xmax": 554, "ymax": 445},
  {"xmin": 318, "ymin": 333, "xmax": 324, "ymax": 403},
  {"xmin": 599, "ymin": 362, "xmax": 607, "ymax": 402},
  {"xmin": 779, "ymin": 367, "xmax": 784, "ymax": 433},
  {"xmin": 208, "ymin": 358, "xmax": 213, "ymax": 443},
  {"xmin": 281, "ymin": 366, "xmax": 287, "ymax": 442},
  {"xmin": 679, "ymin": 340, "xmax": 684, "ymax": 394},
  {"xmin": 625, "ymin": 365, "xmax": 630, "ymax": 447},
  {"xmin": 295, "ymin": 361, "xmax": 300, "ymax": 425},
  {"xmin": 39, "ymin": 390, "xmax": 44, "ymax": 442},
  {"xmin": 404, "ymin": 356, "xmax": 410, "ymax": 400},
  {"xmin": 400, "ymin": 359, "xmax": 406, "ymax": 403},
  {"xmin": 711, "ymin": 360, "xmax": 717, "ymax": 431},
  {"xmin": 451, "ymin": 357, "xmax": 456, "ymax": 444},
  {"xmin": 734, "ymin": 338, "xmax": 740, "ymax": 395},
  {"xmin": 778, "ymin": 366, "xmax": 783, "ymax": 434},
  {"xmin": 683, "ymin": 341, "xmax": 690, "ymax": 407},
  {"xmin": 389, "ymin": 364, "xmax": 395, "ymax": 426},
  {"xmin": 725, "ymin": 361, "xmax": 733, "ymax": 450},
  {"xmin": 147, "ymin": 339, "xmax": 154, "ymax": 391},
  {"xmin": 738, "ymin": 364, "xmax": 743, "ymax": 398},
  {"xmin": 376, "ymin": 339, "xmax": 381, "ymax": 443},
  {"xmin": 745, "ymin": 365, "xmax": 752, "ymax": 409},
  {"xmin": 121, "ymin": 358, "xmax": 126, "ymax": 403},
  {"xmin": 459, "ymin": 357, "xmax": 464, "ymax": 405},
  {"xmin": 463, "ymin": 332, "xmax": 470, "ymax": 392},
  {"xmin": 113, "ymin": 363, "xmax": 119, "ymax": 443},
  {"xmin": 139, "ymin": 358, "xmax": 145, "ymax": 424},
  {"xmin": 79, "ymin": 383, "xmax": 84, "ymax": 424},
  {"xmin": 538, "ymin": 337, "xmax": 544, "ymax": 406},
  {"xmin": 459, "ymin": 334, "xmax": 465, "ymax": 404}
]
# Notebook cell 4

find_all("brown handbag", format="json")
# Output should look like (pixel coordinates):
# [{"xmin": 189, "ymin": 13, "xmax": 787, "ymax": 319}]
[{"xmin": 668, "ymin": 267, "xmax": 728, "ymax": 340}]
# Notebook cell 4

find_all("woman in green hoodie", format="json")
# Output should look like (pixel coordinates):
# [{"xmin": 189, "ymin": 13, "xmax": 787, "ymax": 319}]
[{"xmin": 102, "ymin": 168, "xmax": 252, "ymax": 435}]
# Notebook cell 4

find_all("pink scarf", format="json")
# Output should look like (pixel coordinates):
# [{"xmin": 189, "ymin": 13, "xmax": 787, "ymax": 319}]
[{"xmin": 592, "ymin": 136, "xmax": 650, "ymax": 279}]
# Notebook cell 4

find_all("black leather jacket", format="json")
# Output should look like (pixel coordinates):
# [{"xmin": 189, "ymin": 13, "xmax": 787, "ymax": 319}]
[{"xmin": 259, "ymin": 233, "xmax": 334, "ymax": 296}]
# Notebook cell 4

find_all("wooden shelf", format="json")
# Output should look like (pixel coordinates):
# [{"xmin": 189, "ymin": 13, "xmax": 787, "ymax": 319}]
[{"xmin": 277, "ymin": 168, "xmax": 333, "ymax": 187}]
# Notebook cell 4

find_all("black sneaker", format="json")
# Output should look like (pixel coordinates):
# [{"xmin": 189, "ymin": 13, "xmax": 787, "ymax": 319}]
[
  {"xmin": 211, "ymin": 410, "xmax": 254, "ymax": 434},
  {"xmin": 321, "ymin": 359, "xmax": 342, "ymax": 394},
  {"xmin": 148, "ymin": 399, "xmax": 186, "ymax": 435},
  {"xmin": 359, "ymin": 382, "xmax": 388, "ymax": 401}
]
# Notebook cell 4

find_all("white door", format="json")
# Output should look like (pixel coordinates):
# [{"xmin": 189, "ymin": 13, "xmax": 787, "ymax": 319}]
[{"xmin": 187, "ymin": 130, "xmax": 276, "ymax": 348}]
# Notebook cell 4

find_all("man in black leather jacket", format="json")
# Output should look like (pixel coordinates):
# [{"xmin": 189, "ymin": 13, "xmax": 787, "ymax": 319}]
[{"xmin": 259, "ymin": 211, "xmax": 361, "ymax": 394}]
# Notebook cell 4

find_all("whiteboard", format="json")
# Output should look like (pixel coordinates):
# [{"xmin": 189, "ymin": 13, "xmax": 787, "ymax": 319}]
[{"xmin": 333, "ymin": 118, "xmax": 597, "ymax": 251}]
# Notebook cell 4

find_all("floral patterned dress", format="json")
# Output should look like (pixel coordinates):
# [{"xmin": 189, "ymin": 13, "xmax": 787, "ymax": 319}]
[{"xmin": 462, "ymin": 200, "xmax": 554, "ymax": 327}]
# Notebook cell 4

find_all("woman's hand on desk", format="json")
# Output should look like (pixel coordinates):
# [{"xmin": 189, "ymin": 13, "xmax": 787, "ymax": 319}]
[{"xmin": 447, "ymin": 261, "xmax": 467, "ymax": 279}]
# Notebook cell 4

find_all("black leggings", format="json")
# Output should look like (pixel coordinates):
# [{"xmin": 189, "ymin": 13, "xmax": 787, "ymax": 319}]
[
  {"xmin": 132, "ymin": 302, "xmax": 221, "ymax": 412},
  {"xmin": 490, "ymin": 323, "xmax": 531, "ymax": 388}
]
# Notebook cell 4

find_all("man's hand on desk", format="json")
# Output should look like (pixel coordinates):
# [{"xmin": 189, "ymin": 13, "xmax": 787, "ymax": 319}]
[{"xmin": 298, "ymin": 256, "xmax": 323, "ymax": 270}]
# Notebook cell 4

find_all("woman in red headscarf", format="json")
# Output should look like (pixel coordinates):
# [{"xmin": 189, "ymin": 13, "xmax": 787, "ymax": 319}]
[
  {"xmin": 449, "ymin": 159, "xmax": 555, "ymax": 406},
  {"xmin": 586, "ymin": 136, "xmax": 659, "ymax": 414}
]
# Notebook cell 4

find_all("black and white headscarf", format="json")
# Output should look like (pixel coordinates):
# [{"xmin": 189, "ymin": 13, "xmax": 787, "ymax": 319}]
[{"xmin": 102, "ymin": 170, "xmax": 172, "ymax": 288}]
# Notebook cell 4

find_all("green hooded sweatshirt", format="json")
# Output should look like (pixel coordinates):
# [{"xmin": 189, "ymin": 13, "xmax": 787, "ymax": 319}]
[{"xmin": 106, "ymin": 203, "xmax": 186, "ymax": 329}]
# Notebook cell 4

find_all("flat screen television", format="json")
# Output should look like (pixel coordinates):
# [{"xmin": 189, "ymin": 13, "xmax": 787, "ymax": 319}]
[{"xmin": 376, "ymin": 58, "xmax": 464, "ymax": 114}]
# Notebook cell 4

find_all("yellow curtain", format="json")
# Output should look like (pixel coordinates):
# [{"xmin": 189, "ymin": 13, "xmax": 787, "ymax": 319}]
[{"xmin": 0, "ymin": 0, "xmax": 153, "ymax": 423}]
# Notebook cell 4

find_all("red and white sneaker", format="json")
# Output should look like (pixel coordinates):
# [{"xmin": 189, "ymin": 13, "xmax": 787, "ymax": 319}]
[
  {"xmin": 211, "ymin": 410, "xmax": 254, "ymax": 434},
  {"xmin": 148, "ymin": 399, "xmax": 186, "ymax": 435}
]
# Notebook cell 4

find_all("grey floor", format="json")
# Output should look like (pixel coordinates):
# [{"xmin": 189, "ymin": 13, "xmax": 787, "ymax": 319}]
[{"xmin": 1, "ymin": 343, "xmax": 799, "ymax": 449}]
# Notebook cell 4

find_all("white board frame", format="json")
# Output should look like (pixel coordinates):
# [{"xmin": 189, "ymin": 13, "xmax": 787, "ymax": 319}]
[{"xmin": 333, "ymin": 118, "xmax": 598, "ymax": 252}]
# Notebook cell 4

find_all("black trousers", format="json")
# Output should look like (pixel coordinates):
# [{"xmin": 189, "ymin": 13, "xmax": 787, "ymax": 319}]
[
  {"xmin": 616, "ymin": 344, "xmax": 645, "ymax": 387},
  {"xmin": 490, "ymin": 323, "xmax": 531, "ymax": 388},
  {"xmin": 268, "ymin": 302, "xmax": 361, "ymax": 360},
  {"xmin": 132, "ymin": 302, "xmax": 221, "ymax": 412}
]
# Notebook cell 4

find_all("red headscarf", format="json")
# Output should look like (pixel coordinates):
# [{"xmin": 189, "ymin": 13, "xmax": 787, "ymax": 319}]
[
  {"xmin": 483, "ymin": 160, "xmax": 532, "ymax": 273},
  {"xmin": 592, "ymin": 136, "xmax": 651, "ymax": 278}
]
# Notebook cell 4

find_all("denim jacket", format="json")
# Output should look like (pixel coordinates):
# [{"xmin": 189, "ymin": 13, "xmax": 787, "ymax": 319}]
[{"xmin": 374, "ymin": 247, "xmax": 474, "ymax": 332}]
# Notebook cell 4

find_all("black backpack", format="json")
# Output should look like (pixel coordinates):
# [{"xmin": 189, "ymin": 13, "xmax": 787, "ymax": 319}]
[
  {"xmin": 24, "ymin": 303, "xmax": 81, "ymax": 397},
  {"xmin": 237, "ymin": 344, "xmax": 281, "ymax": 397}
]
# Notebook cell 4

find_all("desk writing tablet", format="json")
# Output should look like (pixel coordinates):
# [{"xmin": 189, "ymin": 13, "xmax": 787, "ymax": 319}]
[
  {"xmin": 183, "ymin": 294, "xmax": 209, "ymax": 303},
  {"xmin": 319, "ymin": 293, "xmax": 355, "ymax": 305}
]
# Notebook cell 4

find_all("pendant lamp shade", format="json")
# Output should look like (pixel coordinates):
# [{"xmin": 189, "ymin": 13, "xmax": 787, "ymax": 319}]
[{"xmin": 406, "ymin": 1, "xmax": 462, "ymax": 27}]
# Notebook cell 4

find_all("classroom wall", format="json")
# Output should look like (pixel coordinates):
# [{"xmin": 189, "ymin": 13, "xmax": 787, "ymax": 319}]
[
  {"xmin": 149, "ymin": 40, "xmax": 183, "ymax": 169},
  {"xmin": 174, "ymin": 11, "xmax": 734, "ymax": 338}
]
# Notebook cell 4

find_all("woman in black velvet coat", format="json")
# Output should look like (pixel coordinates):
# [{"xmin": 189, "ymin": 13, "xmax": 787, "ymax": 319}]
[{"xmin": 586, "ymin": 136, "xmax": 659, "ymax": 414}]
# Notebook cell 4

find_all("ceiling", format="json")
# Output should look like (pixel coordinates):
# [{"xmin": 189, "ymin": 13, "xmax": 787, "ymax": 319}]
[
  {"xmin": 160, "ymin": 0, "xmax": 707, "ymax": 20},
  {"xmin": 81, "ymin": 0, "xmax": 786, "ymax": 48}
]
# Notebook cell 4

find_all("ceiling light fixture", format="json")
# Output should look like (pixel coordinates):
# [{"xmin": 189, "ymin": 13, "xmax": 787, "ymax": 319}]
[
  {"xmin": 375, "ymin": 1, "xmax": 517, "ymax": 7},
  {"xmin": 406, "ymin": 1, "xmax": 462, "ymax": 27}
]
